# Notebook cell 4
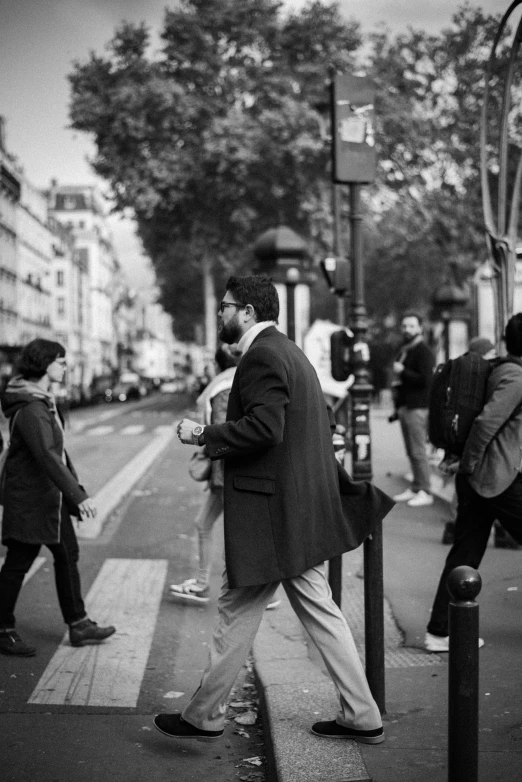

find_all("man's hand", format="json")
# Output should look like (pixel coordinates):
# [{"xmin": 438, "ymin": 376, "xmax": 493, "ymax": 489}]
[
  {"xmin": 438, "ymin": 457, "xmax": 460, "ymax": 476},
  {"xmin": 78, "ymin": 498, "xmax": 97, "ymax": 519},
  {"xmin": 177, "ymin": 418, "xmax": 200, "ymax": 445},
  {"xmin": 393, "ymin": 361, "xmax": 404, "ymax": 374}
]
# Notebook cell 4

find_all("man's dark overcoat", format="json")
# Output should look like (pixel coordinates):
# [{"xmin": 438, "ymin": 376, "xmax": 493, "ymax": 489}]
[{"xmin": 204, "ymin": 327, "xmax": 394, "ymax": 588}]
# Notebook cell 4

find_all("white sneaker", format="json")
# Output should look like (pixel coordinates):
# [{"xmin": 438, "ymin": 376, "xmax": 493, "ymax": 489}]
[
  {"xmin": 392, "ymin": 488, "xmax": 417, "ymax": 502},
  {"xmin": 169, "ymin": 578, "xmax": 210, "ymax": 604},
  {"xmin": 266, "ymin": 599, "xmax": 281, "ymax": 611},
  {"xmin": 407, "ymin": 490, "xmax": 434, "ymax": 507},
  {"xmin": 424, "ymin": 632, "xmax": 485, "ymax": 653}
]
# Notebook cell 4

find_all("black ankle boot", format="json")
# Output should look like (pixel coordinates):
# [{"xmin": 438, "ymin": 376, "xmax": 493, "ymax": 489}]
[
  {"xmin": 0, "ymin": 628, "xmax": 36, "ymax": 656},
  {"xmin": 69, "ymin": 618, "xmax": 116, "ymax": 647}
]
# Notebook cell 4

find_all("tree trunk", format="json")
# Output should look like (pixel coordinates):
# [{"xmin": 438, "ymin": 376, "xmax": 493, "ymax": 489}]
[{"xmin": 202, "ymin": 254, "xmax": 217, "ymax": 350}]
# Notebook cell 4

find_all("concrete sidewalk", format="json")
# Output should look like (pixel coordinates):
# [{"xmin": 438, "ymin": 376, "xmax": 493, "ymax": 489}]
[{"xmin": 254, "ymin": 405, "xmax": 522, "ymax": 782}]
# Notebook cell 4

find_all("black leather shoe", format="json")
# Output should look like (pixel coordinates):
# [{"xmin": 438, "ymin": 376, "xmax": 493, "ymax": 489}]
[
  {"xmin": 0, "ymin": 628, "xmax": 36, "ymax": 656},
  {"xmin": 69, "ymin": 618, "xmax": 116, "ymax": 647},
  {"xmin": 153, "ymin": 713, "xmax": 223, "ymax": 742},
  {"xmin": 311, "ymin": 720, "xmax": 384, "ymax": 744}
]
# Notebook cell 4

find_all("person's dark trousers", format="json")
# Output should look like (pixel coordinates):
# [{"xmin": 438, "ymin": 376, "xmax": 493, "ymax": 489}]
[
  {"xmin": 0, "ymin": 507, "xmax": 86, "ymax": 628},
  {"xmin": 427, "ymin": 473, "xmax": 522, "ymax": 637}
]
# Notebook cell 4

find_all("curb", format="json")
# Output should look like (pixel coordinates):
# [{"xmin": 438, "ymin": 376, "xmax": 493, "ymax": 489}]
[{"xmin": 254, "ymin": 596, "xmax": 372, "ymax": 782}]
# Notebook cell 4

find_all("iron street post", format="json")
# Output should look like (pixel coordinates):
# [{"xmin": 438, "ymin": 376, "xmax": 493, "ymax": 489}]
[{"xmin": 331, "ymin": 73, "xmax": 385, "ymax": 713}]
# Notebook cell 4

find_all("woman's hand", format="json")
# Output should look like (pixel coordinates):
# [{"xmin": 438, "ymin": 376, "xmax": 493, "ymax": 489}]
[{"xmin": 78, "ymin": 498, "xmax": 97, "ymax": 519}]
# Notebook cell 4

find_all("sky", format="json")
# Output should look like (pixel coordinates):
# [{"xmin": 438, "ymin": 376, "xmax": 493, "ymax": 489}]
[{"xmin": 0, "ymin": 0, "xmax": 509, "ymax": 288}]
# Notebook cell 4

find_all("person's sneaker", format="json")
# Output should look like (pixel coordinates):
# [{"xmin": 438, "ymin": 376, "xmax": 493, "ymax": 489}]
[
  {"xmin": 0, "ymin": 628, "xmax": 36, "ymax": 656},
  {"xmin": 392, "ymin": 488, "xmax": 417, "ymax": 502},
  {"xmin": 407, "ymin": 490, "xmax": 434, "ymax": 507},
  {"xmin": 266, "ymin": 599, "xmax": 281, "ymax": 610},
  {"xmin": 424, "ymin": 632, "xmax": 485, "ymax": 652},
  {"xmin": 69, "ymin": 618, "xmax": 116, "ymax": 647},
  {"xmin": 169, "ymin": 578, "xmax": 210, "ymax": 604},
  {"xmin": 311, "ymin": 720, "xmax": 384, "ymax": 744},
  {"xmin": 153, "ymin": 713, "xmax": 223, "ymax": 742}
]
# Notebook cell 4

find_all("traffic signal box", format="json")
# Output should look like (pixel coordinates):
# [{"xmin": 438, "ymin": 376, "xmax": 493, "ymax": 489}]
[
  {"xmin": 320, "ymin": 256, "xmax": 350, "ymax": 295},
  {"xmin": 331, "ymin": 74, "xmax": 376, "ymax": 184},
  {"xmin": 330, "ymin": 328, "xmax": 353, "ymax": 381}
]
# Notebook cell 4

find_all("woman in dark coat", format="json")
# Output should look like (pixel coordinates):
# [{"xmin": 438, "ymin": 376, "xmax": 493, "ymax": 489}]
[{"xmin": 0, "ymin": 339, "xmax": 115, "ymax": 656}]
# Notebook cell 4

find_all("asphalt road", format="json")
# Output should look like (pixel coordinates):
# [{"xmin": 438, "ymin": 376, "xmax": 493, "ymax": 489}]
[{"xmin": 0, "ymin": 393, "xmax": 268, "ymax": 782}]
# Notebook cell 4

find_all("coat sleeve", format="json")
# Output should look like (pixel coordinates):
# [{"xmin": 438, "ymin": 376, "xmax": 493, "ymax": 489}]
[
  {"xmin": 15, "ymin": 405, "xmax": 88, "ymax": 507},
  {"xmin": 460, "ymin": 365, "xmax": 522, "ymax": 475},
  {"xmin": 204, "ymin": 345, "xmax": 289, "ymax": 459}
]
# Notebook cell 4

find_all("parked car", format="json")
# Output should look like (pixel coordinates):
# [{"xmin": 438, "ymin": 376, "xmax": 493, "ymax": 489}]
[
  {"xmin": 159, "ymin": 378, "xmax": 179, "ymax": 394},
  {"xmin": 105, "ymin": 372, "xmax": 147, "ymax": 403}
]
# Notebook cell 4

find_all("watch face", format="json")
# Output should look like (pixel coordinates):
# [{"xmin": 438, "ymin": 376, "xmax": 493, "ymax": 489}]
[{"xmin": 193, "ymin": 425, "xmax": 204, "ymax": 436}]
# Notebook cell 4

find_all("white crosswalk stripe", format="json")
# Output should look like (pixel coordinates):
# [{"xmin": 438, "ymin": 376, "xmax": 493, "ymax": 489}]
[
  {"xmin": 120, "ymin": 424, "xmax": 145, "ymax": 435},
  {"xmin": 85, "ymin": 425, "xmax": 115, "ymax": 436},
  {"xmin": 0, "ymin": 556, "xmax": 46, "ymax": 585},
  {"xmin": 28, "ymin": 558, "xmax": 168, "ymax": 708}
]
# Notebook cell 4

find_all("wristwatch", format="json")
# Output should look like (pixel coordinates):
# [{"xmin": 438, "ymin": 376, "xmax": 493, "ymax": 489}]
[{"xmin": 192, "ymin": 424, "xmax": 205, "ymax": 445}]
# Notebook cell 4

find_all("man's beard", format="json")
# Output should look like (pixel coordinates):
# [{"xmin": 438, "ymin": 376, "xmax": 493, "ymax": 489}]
[
  {"xmin": 218, "ymin": 316, "xmax": 242, "ymax": 344},
  {"xmin": 402, "ymin": 331, "xmax": 417, "ymax": 344}
]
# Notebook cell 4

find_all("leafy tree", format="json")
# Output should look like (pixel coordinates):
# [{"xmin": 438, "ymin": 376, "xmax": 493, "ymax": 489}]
[
  {"xmin": 69, "ymin": 0, "xmax": 361, "ymax": 340},
  {"xmin": 362, "ymin": 4, "xmax": 514, "ymax": 321},
  {"xmin": 69, "ymin": 1, "xmax": 518, "ymax": 339}
]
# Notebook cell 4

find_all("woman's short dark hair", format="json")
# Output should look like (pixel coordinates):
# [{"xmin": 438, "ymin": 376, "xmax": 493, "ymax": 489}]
[
  {"xmin": 505, "ymin": 313, "xmax": 522, "ymax": 356},
  {"xmin": 225, "ymin": 275, "xmax": 279, "ymax": 323},
  {"xmin": 215, "ymin": 345, "xmax": 241, "ymax": 372},
  {"xmin": 18, "ymin": 339, "xmax": 66, "ymax": 379}
]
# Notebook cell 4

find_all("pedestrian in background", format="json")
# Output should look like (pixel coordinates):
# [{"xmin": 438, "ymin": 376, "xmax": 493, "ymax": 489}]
[
  {"xmin": 155, "ymin": 275, "xmax": 393, "ymax": 745},
  {"xmin": 440, "ymin": 336, "xmax": 496, "ymax": 545},
  {"xmin": 170, "ymin": 345, "xmax": 241, "ymax": 604},
  {"xmin": 392, "ymin": 312, "xmax": 436, "ymax": 507},
  {"xmin": 425, "ymin": 314, "xmax": 522, "ymax": 652},
  {"xmin": 0, "ymin": 338, "xmax": 115, "ymax": 656}
]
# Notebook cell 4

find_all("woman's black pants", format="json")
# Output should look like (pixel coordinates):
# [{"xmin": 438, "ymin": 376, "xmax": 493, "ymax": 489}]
[{"xmin": 0, "ymin": 508, "xmax": 86, "ymax": 628}]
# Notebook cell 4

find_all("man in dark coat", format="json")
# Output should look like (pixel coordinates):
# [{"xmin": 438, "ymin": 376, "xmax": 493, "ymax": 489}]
[
  {"xmin": 154, "ymin": 276, "xmax": 394, "ymax": 744},
  {"xmin": 392, "ymin": 312, "xmax": 435, "ymax": 507}
]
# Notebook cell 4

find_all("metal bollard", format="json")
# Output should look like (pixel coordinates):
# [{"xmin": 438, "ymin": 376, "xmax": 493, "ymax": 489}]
[{"xmin": 447, "ymin": 566, "xmax": 482, "ymax": 782}]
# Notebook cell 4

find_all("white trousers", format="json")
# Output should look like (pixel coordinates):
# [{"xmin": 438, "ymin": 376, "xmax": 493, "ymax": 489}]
[{"xmin": 182, "ymin": 562, "xmax": 382, "ymax": 731}]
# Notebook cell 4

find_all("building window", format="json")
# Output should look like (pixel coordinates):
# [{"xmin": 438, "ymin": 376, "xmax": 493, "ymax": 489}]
[
  {"xmin": 57, "ymin": 297, "xmax": 65, "ymax": 316},
  {"xmin": 56, "ymin": 270, "xmax": 64, "ymax": 287}
]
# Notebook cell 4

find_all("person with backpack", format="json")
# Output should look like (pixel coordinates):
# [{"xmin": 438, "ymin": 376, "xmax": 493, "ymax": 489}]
[
  {"xmin": 391, "ymin": 312, "xmax": 436, "ymax": 507},
  {"xmin": 425, "ymin": 313, "xmax": 522, "ymax": 652},
  {"xmin": 0, "ymin": 339, "xmax": 116, "ymax": 656},
  {"xmin": 438, "ymin": 336, "xmax": 497, "ymax": 545}
]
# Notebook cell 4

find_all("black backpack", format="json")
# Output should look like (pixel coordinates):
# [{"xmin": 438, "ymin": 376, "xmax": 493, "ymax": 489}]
[{"xmin": 428, "ymin": 352, "xmax": 494, "ymax": 456}]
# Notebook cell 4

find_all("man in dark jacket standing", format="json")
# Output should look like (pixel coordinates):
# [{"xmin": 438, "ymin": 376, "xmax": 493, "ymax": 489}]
[
  {"xmin": 154, "ymin": 276, "xmax": 394, "ymax": 745},
  {"xmin": 392, "ymin": 312, "xmax": 435, "ymax": 507},
  {"xmin": 425, "ymin": 313, "xmax": 522, "ymax": 652}
]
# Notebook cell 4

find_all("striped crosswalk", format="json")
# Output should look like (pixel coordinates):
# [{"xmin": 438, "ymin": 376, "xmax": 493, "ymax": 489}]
[
  {"xmin": 28, "ymin": 558, "xmax": 168, "ymax": 708},
  {"xmin": 82, "ymin": 424, "xmax": 169, "ymax": 437}
]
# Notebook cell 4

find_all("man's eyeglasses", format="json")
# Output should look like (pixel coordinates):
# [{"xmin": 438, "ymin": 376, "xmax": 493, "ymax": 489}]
[{"xmin": 218, "ymin": 301, "xmax": 244, "ymax": 313}]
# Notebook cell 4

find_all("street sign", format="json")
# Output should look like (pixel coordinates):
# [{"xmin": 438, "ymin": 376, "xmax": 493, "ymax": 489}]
[{"xmin": 331, "ymin": 74, "xmax": 376, "ymax": 184}]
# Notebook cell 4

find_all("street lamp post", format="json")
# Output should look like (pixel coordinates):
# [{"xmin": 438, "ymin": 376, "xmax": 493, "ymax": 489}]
[
  {"xmin": 480, "ymin": 0, "xmax": 522, "ymax": 343},
  {"xmin": 330, "ymin": 73, "xmax": 385, "ymax": 713}
]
